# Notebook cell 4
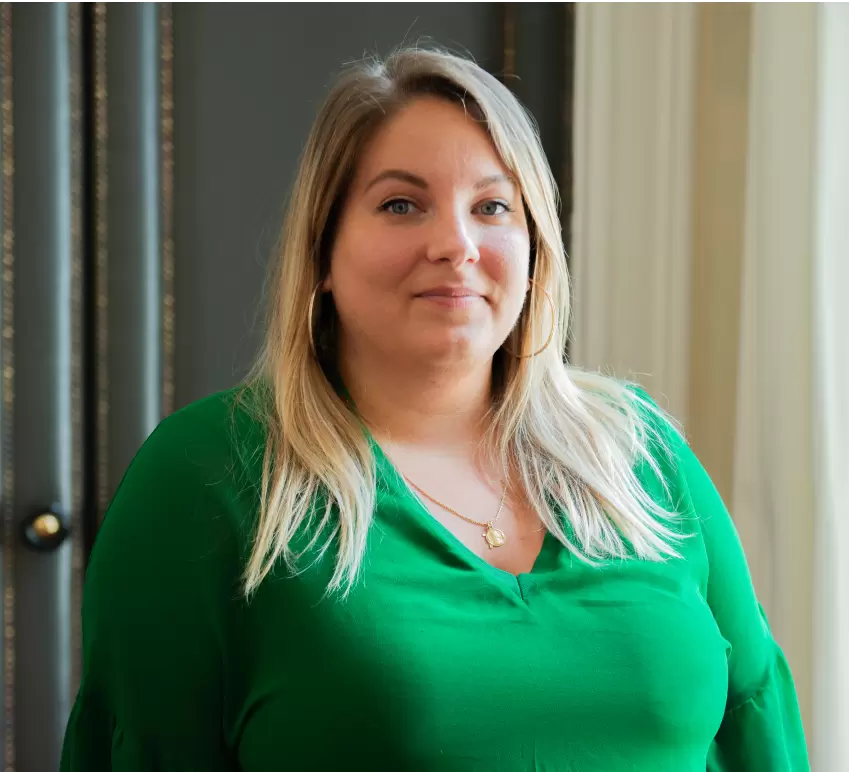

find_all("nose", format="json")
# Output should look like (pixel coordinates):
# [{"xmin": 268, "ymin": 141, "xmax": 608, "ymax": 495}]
[{"xmin": 425, "ymin": 212, "xmax": 480, "ymax": 267}]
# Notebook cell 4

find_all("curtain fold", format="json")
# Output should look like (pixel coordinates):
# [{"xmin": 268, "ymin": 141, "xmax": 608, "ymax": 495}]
[{"xmin": 809, "ymin": 6, "xmax": 849, "ymax": 769}]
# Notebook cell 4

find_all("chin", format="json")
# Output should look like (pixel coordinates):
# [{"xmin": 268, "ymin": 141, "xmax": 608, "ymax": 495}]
[{"xmin": 415, "ymin": 332, "xmax": 490, "ymax": 363}]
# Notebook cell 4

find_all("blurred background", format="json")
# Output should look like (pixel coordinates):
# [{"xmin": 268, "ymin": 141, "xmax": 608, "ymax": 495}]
[{"xmin": 1, "ymin": 3, "xmax": 846, "ymax": 770}]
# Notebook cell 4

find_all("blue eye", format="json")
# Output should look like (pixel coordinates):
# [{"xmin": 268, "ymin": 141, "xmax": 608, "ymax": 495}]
[
  {"xmin": 477, "ymin": 200, "xmax": 510, "ymax": 216},
  {"xmin": 380, "ymin": 199, "xmax": 417, "ymax": 216}
]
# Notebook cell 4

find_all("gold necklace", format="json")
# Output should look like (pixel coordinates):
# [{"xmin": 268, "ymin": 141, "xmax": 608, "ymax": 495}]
[{"xmin": 403, "ymin": 476, "xmax": 509, "ymax": 549}]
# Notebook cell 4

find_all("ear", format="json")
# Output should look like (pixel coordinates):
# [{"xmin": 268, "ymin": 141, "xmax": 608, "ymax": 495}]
[{"xmin": 321, "ymin": 274, "xmax": 333, "ymax": 292}]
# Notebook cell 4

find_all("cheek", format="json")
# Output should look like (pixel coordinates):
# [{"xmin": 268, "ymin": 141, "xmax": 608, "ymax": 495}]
[
  {"xmin": 327, "ymin": 223, "xmax": 421, "ymax": 340},
  {"xmin": 332, "ymin": 221, "xmax": 418, "ymax": 293},
  {"xmin": 480, "ymin": 228, "xmax": 531, "ymax": 308}
]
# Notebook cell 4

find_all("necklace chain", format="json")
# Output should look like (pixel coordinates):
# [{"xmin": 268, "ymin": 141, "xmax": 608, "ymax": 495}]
[{"xmin": 403, "ymin": 476, "xmax": 509, "ymax": 551}]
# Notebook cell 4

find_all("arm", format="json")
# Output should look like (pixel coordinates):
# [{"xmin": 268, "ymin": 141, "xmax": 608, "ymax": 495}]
[
  {"xmin": 676, "ymin": 438, "xmax": 809, "ymax": 770},
  {"xmin": 61, "ymin": 408, "xmax": 241, "ymax": 771},
  {"xmin": 649, "ymin": 400, "xmax": 810, "ymax": 770}
]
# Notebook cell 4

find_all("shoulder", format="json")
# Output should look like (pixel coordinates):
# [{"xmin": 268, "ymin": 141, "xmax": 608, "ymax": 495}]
[
  {"xmin": 604, "ymin": 381, "xmax": 683, "ymax": 463},
  {"xmin": 570, "ymin": 371, "xmax": 687, "ymax": 470},
  {"xmin": 589, "ymin": 376, "xmax": 695, "ymax": 514},
  {"xmin": 140, "ymin": 385, "xmax": 260, "ymax": 455},
  {"xmin": 117, "ymin": 385, "xmax": 265, "ymax": 494},
  {"xmin": 93, "ymin": 385, "xmax": 266, "ymax": 572},
  {"xmin": 622, "ymin": 383, "xmax": 729, "ymax": 544}
]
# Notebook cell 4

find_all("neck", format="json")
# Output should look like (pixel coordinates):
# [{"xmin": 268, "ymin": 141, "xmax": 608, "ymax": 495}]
[{"xmin": 338, "ymin": 348, "xmax": 493, "ymax": 448}]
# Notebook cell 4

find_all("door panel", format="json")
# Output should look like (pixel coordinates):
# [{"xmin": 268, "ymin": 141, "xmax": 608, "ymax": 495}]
[
  {"xmin": 5, "ymin": 5, "xmax": 84, "ymax": 772},
  {"xmin": 99, "ymin": 3, "xmax": 166, "ymax": 510}
]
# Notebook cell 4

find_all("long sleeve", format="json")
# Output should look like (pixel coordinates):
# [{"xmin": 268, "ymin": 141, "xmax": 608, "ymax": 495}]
[
  {"xmin": 61, "ymin": 403, "xmax": 244, "ymax": 771},
  {"xmin": 660, "ymin": 404, "xmax": 810, "ymax": 770}
]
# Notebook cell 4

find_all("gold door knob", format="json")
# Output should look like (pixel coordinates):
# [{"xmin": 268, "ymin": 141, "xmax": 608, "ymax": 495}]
[
  {"xmin": 21, "ymin": 509, "xmax": 69, "ymax": 551},
  {"xmin": 31, "ymin": 513, "xmax": 62, "ymax": 539}
]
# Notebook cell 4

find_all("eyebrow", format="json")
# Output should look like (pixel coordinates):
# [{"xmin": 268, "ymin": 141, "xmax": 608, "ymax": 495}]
[
  {"xmin": 473, "ymin": 173, "xmax": 516, "ymax": 191},
  {"xmin": 364, "ymin": 169, "xmax": 428, "ymax": 192},
  {"xmin": 363, "ymin": 169, "xmax": 517, "ymax": 193}
]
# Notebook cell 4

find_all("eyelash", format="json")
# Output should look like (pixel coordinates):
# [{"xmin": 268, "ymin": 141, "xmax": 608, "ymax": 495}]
[{"xmin": 378, "ymin": 198, "xmax": 514, "ymax": 216}]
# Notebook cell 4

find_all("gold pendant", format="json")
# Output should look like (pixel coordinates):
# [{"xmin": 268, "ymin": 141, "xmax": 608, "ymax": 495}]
[{"xmin": 484, "ymin": 522, "xmax": 507, "ymax": 549}]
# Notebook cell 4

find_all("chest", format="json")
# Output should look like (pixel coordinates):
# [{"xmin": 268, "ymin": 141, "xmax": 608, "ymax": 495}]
[{"xmin": 230, "ymin": 535, "xmax": 729, "ymax": 771}]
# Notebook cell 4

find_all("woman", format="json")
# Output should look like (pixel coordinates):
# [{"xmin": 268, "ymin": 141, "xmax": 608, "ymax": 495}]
[{"xmin": 61, "ymin": 47, "xmax": 808, "ymax": 770}]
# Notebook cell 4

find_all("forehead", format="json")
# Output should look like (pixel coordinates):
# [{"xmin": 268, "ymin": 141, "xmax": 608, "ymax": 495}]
[{"xmin": 353, "ymin": 97, "xmax": 510, "ymax": 184}]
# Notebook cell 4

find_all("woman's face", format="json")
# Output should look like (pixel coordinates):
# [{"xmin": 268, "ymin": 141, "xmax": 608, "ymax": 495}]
[{"xmin": 325, "ymin": 97, "xmax": 531, "ymax": 372}]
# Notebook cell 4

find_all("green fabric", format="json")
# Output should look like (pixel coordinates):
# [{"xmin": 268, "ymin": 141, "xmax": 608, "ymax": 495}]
[{"xmin": 61, "ymin": 386, "xmax": 809, "ymax": 771}]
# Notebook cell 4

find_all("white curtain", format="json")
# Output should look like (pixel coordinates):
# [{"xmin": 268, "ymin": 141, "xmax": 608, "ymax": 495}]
[
  {"xmin": 572, "ymin": 4, "xmax": 849, "ymax": 766},
  {"xmin": 811, "ymin": 8, "xmax": 849, "ymax": 764}
]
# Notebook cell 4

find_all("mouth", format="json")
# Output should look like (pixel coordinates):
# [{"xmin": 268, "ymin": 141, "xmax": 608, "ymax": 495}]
[
  {"xmin": 416, "ymin": 285, "xmax": 485, "ymax": 303},
  {"xmin": 416, "ymin": 286, "xmax": 486, "ymax": 308}
]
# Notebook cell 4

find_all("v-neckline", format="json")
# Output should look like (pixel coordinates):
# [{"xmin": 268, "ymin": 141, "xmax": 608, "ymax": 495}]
[{"xmin": 368, "ymin": 432, "xmax": 557, "ymax": 583}]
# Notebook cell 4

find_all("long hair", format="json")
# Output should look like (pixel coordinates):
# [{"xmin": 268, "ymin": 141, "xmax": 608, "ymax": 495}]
[{"xmin": 241, "ymin": 46, "xmax": 684, "ymax": 597}]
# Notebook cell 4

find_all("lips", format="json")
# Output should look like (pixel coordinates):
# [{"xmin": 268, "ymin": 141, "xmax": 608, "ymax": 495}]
[
  {"xmin": 415, "ymin": 287, "xmax": 485, "ymax": 309},
  {"xmin": 416, "ymin": 286, "xmax": 483, "ymax": 299}
]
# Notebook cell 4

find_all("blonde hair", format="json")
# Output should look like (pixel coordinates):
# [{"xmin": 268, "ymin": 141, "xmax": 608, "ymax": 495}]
[{"xmin": 242, "ymin": 46, "xmax": 684, "ymax": 596}]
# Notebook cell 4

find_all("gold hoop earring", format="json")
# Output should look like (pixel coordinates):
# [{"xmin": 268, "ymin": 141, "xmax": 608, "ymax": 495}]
[
  {"xmin": 503, "ymin": 278, "xmax": 556, "ymax": 359},
  {"xmin": 307, "ymin": 282, "xmax": 323, "ymax": 358}
]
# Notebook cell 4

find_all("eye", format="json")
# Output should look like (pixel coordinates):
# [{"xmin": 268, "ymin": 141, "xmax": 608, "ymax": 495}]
[
  {"xmin": 379, "ymin": 198, "xmax": 419, "ymax": 216},
  {"xmin": 476, "ymin": 200, "xmax": 512, "ymax": 216}
]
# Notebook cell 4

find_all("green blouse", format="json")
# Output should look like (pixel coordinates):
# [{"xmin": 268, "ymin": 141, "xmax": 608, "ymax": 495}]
[{"xmin": 61, "ymin": 386, "xmax": 809, "ymax": 771}]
